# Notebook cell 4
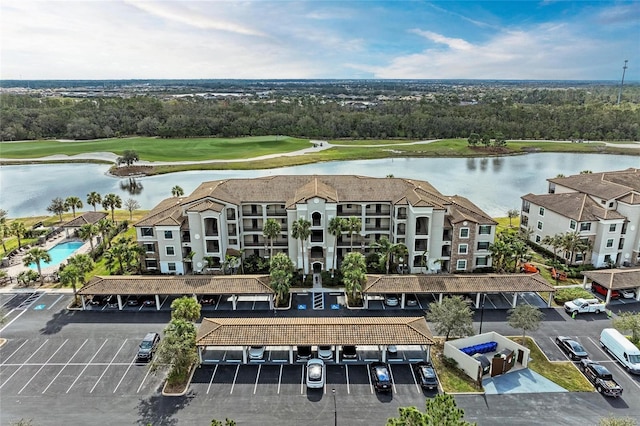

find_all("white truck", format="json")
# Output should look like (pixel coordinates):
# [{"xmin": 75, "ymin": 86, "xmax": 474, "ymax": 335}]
[{"xmin": 564, "ymin": 298, "xmax": 605, "ymax": 315}]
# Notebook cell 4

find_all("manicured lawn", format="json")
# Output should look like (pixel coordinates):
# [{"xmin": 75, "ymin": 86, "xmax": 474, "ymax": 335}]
[
  {"xmin": 0, "ymin": 136, "xmax": 310, "ymax": 161},
  {"xmin": 431, "ymin": 342, "xmax": 482, "ymax": 393},
  {"xmin": 330, "ymin": 139, "xmax": 426, "ymax": 146}
]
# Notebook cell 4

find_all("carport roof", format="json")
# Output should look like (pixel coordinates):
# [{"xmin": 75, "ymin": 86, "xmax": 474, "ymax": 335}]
[
  {"xmin": 582, "ymin": 268, "xmax": 640, "ymax": 290},
  {"xmin": 196, "ymin": 316, "xmax": 434, "ymax": 347},
  {"xmin": 78, "ymin": 275, "xmax": 274, "ymax": 296},
  {"xmin": 363, "ymin": 273, "xmax": 555, "ymax": 294}
]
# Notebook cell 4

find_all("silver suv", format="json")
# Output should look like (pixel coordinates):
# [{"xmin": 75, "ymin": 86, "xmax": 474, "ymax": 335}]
[{"xmin": 137, "ymin": 332, "xmax": 160, "ymax": 361}]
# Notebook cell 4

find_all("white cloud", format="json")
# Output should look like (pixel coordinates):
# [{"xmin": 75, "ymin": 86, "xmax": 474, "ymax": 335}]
[{"xmin": 410, "ymin": 29, "xmax": 473, "ymax": 51}]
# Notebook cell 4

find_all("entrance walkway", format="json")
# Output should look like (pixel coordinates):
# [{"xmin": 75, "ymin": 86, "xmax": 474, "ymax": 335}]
[{"xmin": 483, "ymin": 368, "xmax": 567, "ymax": 394}]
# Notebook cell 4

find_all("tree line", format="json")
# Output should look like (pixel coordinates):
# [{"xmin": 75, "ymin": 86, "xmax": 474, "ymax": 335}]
[{"xmin": 1, "ymin": 85, "xmax": 639, "ymax": 142}]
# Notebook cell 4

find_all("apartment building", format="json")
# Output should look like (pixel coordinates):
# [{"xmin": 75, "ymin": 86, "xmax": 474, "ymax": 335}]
[
  {"xmin": 135, "ymin": 175, "xmax": 496, "ymax": 275},
  {"xmin": 520, "ymin": 168, "xmax": 640, "ymax": 268}
]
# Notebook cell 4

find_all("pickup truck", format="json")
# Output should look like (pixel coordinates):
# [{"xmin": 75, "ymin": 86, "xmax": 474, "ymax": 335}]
[
  {"xmin": 580, "ymin": 359, "xmax": 623, "ymax": 397},
  {"xmin": 564, "ymin": 298, "xmax": 605, "ymax": 314}
]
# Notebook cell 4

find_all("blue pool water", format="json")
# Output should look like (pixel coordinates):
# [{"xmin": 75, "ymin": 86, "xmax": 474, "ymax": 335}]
[{"xmin": 29, "ymin": 241, "xmax": 83, "ymax": 269}]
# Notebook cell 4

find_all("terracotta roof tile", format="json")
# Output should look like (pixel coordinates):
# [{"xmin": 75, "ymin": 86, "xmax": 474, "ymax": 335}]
[
  {"xmin": 62, "ymin": 212, "xmax": 108, "ymax": 228},
  {"xmin": 582, "ymin": 268, "xmax": 640, "ymax": 290},
  {"xmin": 522, "ymin": 192, "xmax": 625, "ymax": 221},
  {"xmin": 548, "ymin": 168, "xmax": 640, "ymax": 200}
]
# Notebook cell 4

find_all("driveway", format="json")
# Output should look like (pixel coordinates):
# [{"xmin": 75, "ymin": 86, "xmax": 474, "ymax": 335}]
[{"xmin": 483, "ymin": 368, "xmax": 567, "ymax": 394}]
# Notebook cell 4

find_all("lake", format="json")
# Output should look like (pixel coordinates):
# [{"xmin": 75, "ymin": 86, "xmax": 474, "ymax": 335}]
[{"xmin": 1, "ymin": 153, "xmax": 636, "ymax": 218}]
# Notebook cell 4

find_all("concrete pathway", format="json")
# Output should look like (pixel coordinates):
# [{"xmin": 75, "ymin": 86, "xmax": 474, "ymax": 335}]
[{"xmin": 483, "ymin": 368, "xmax": 568, "ymax": 394}]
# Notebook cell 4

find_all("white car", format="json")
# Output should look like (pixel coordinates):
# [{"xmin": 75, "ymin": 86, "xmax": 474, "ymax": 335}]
[
  {"xmin": 620, "ymin": 288, "xmax": 636, "ymax": 299},
  {"xmin": 248, "ymin": 346, "xmax": 265, "ymax": 360},
  {"xmin": 318, "ymin": 345, "xmax": 333, "ymax": 360},
  {"xmin": 306, "ymin": 359, "xmax": 325, "ymax": 389},
  {"xmin": 385, "ymin": 295, "xmax": 399, "ymax": 307}
]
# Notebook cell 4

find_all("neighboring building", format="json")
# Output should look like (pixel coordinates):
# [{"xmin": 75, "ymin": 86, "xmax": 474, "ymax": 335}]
[
  {"xmin": 520, "ymin": 168, "xmax": 640, "ymax": 268},
  {"xmin": 135, "ymin": 175, "xmax": 496, "ymax": 275}
]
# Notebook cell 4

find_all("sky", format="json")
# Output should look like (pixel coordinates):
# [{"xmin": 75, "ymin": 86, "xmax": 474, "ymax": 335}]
[{"xmin": 1, "ymin": 0, "xmax": 638, "ymax": 81}]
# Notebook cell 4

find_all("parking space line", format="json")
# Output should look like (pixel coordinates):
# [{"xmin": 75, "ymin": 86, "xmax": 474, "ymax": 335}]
[
  {"xmin": 366, "ymin": 365, "xmax": 373, "ymax": 394},
  {"xmin": 408, "ymin": 363, "xmax": 421, "ymax": 393},
  {"xmin": 136, "ymin": 363, "xmax": 153, "ymax": 393},
  {"xmin": 47, "ymin": 294, "xmax": 65, "ymax": 310},
  {"xmin": 18, "ymin": 339, "xmax": 69, "ymax": 394},
  {"xmin": 67, "ymin": 339, "xmax": 109, "ymax": 393},
  {"xmin": 485, "ymin": 295, "xmax": 497, "ymax": 309},
  {"xmin": 42, "ymin": 339, "xmax": 88, "ymax": 394},
  {"xmin": 229, "ymin": 364, "xmax": 240, "ymax": 394},
  {"xmin": 388, "ymin": 364, "xmax": 398, "ymax": 394},
  {"xmin": 90, "ymin": 339, "xmax": 128, "ymax": 393},
  {"xmin": 0, "ymin": 339, "xmax": 49, "ymax": 390},
  {"xmin": 416, "ymin": 295, "xmax": 424, "ymax": 310},
  {"xmin": 1, "ymin": 339, "xmax": 29, "ymax": 365},
  {"xmin": 277, "ymin": 365, "xmax": 283, "ymax": 394},
  {"xmin": 345, "ymin": 364, "xmax": 350, "ymax": 394},
  {"xmin": 206, "ymin": 365, "xmax": 218, "ymax": 394},
  {"xmin": 253, "ymin": 364, "xmax": 262, "ymax": 394},
  {"xmin": 300, "ymin": 365, "xmax": 305, "ymax": 394},
  {"xmin": 113, "ymin": 354, "xmax": 138, "ymax": 393},
  {"xmin": 214, "ymin": 297, "xmax": 221, "ymax": 310}
]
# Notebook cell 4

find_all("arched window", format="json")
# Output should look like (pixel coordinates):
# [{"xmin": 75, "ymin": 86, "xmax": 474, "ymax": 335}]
[{"xmin": 312, "ymin": 212, "xmax": 322, "ymax": 227}]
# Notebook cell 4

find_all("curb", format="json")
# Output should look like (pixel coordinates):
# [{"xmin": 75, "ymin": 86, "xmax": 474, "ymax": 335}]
[{"xmin": 161, "ymin": 364, "xmax": 197, "ymax": 397}]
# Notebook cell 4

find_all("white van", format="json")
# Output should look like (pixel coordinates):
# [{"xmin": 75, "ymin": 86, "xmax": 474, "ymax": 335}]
[{"xmin": 600, "ymin": 328, "xmax": 640, "ymax": 374}]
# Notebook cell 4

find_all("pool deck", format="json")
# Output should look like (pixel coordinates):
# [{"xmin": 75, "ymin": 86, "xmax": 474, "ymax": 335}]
[{"xmin": 1, "ymin": 233, "xmax": 92, "ymax": 288}]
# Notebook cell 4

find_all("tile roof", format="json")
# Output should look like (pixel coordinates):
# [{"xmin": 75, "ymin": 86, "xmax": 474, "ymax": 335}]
[
  {"xmin": 196, "ymin": 316, "xmax": 434, "ymax": 346},
  {"xmin": 521, "ymin": 193, "xmax": 626, "ymax": 221},
  {"xmin": 186, "ymin": 199, "xmax": 225, "ymax": 213},
  {"xmin": 136, "ymin": 175, "xmax": 494, "ymax": 227},
  {"xmin": 62, "ymin": 211, "xmax": 108, "ymax": 228},
  {"xmin": 135, "ymin": 197, "xmax": 184, "ymax": 227},
  {"xmin": 78, "ymin": 275, "xmax": 274, "ymax": 295},
  {"xmin": 582, "ymin": 268, "xmax": 640, "ymax": 290},
  {"xmin": 363, "ymin": 273, "xmax": 555, "ymax": 294},
  {"xmin": 548, "ymin": 168, "xmax": 640, "ymax": 200}
]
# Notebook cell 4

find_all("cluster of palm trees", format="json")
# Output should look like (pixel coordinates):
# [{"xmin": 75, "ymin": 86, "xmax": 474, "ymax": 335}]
[{"xmin": 541, "ymin": 231, "xmax": 593, "ymax": 266}]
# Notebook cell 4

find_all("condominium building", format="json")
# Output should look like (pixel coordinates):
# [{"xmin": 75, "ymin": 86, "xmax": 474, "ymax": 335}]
[
  {"xmin": 135, "ymin": 175, "xmax": 496, "ymax": 275},
  {"xmin": 520, "ymin": 168, "xmax": 640, "ymax": 267}
]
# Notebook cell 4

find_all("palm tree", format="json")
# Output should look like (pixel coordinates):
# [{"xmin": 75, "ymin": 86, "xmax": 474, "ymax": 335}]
[
  {"xmin": 0, "ymin": 221, "xmax": 9, "ymax": 253},
  {"xmin": 102, "ymin": 193, "xmax": 122, "ymax": 222},
  {"xmin": 86, "ymin": 192, "xmax": 102, "ymax": 211},
  {"xmin": 65, "ymin": 196, "xmax": 83, "ymax": 217},
  {"xmin": 291, "ymin": 217, "xmax": 311, "ymax": 280},
  {"xmin": 328, "ymin": 216, "xmax": 346, "ymax": 278},
  {"xmin": 262, "ymin": 218, "xmax": 281, "ymax": 259},
  {"xmin": 66, "ymin": 253, "xmax": 94, "ymax": 287},
  {"xmin": 78, "ymin": 223, "xmax": 98, "ymax": 252},
  {"xmin": 22, "ymin": 247, "xmax": 51, "ymax": 286},
  {"xmin": 541, "ymin": 234, "xmax": 564, "ymax": 264},
  {"xmin": 562, "ymin": 231, "xmax": 582, "ymax": 265},
  {"xmin": 269, "ymin": 252, "xmax": 294, "ymax": 306},
  {"xmin": 371, "ymin": 236, "xmax": 406, "ymax": 274},
  {"xmin": 96, "ymin": 218, "xmax": 113, "ymax": 248},
  {"xmin": 171, "ymin": 185, "xmax": 184, "ymax": 197},
  {"xmin": 346, "ymin": 216, "xmax": 362, "ymax": 252},
  {"xmin": 340, "ymin": 252, "xmax": 367, "ymax": 304},
  {"xmin": 104, "ymin": 241, "xmax": 128, "ymax": 274},
  {"xmin": 59, "ymin": 265, "xmax": 81, "ymax": 305},
  {"xmin": 10, "ymin": 221, "xmax": 27, "ymax": 248}
]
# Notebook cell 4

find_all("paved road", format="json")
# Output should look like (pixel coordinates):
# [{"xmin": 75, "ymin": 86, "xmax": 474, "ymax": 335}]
[{"xmin": 1, "ymin": 292, "xmax": 640, "ymax": 425}]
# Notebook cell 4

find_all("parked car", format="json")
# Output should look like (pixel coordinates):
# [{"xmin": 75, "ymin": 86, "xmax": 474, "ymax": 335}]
[
  {"xmin": 88, "ymin": 295, "xmax": 105, "ymax": 306},
  {"xmin": 126, "ymin": 296, "xmax": 140, "ymax": 306},
  {"xmin": 619, "ymin": 288, "xmax": 636, "ymax": 299},
  {"xmin": 384, "ymin": 295, "xmax": 399, "ymax": 307},
  {"xmin": 318, "ymin": 346, "xmax": 333, "ymax": 360},
  {"xmin": 387, "ymin": 345, "xmax": 398, "ymax": 356},
  {"xmin": 105, "ymin": 295, "xmax": 119, "ymax": 308},
  {"xmin": 199, "ymin": 295, "xmax": 217, "ymax": 305},
  {"xmin": 406, "ymin": 295, "xmax": 418, "ymax": 307},
  {"xmin": 370, "ymin": 362, "xmax": 392, "ymax": 392},
  {"xmin": 137, "ymin": 332, "xmax": 160, "ymax": 361},
  {"xmin": 297, "ymin": 346, "xmax": 312, "ymax": 361},
  {"xmin": 556, "ymin": 336, "xmax": 589, "ymax": 360},
  {"xmin": 306, "ymin": 358, "xmax": 325, "ymax": 389},
  {"xmin": 414, "ymin": 361, "xmax": 439, "ymax": 390},
  {"xmin": 591, "ymin": 282, "xmax": 620, "ymax": 299},
  {"xmin": 140, "ymin": 296, "xmax": 156, "ymax": 307},
  {"xmin": 248, "ymin": 346, "xmax": 265, "ymax": 360},
  {"xmin": 579, "ymin": 359, "xmax": 623, "ymax": 397},
  {"xmin": 342, "ymin": 345, "xmax": 357, "ymax": 359}
]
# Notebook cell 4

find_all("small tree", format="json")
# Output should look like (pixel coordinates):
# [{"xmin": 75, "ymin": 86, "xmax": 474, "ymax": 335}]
[
  {"xmin": 613, "ymin": 312, "xmax": 640, "ymax": 344},
  {"xmin": 291, "ymin": 217, "xmax": 311, "ymax": 280},
  {"xmin": 117, "ymin": 149, "xmax": 139, "ymax": 167},
  {"xmin": 328, "ymin": 216, "xmax": 346, "ymax": 278},
  {"xmin": 507, "ymin": 305, "xmax": 543, "ymax": 342},
  {"xmin": 9, "ymin": 221, "xmax": 27, "ymax": 248},
  {"xmin": 171, "ymin": 296, "xmax": 201, "ymax": 322},
  {"xmin": 22, "ymin": 247, "xmax": 52, "ymax": 286},
  {"xmin": 426, "ymin": 295, "xmax": 474, "ymax": 341},
  {"xmin": 150, "ymin": 318, "xmax": 199, "ymax": 386},
  {"xmin": 102, "ymin": 193, "xmax": 122, "ymax": 222},
  {"xmin": 467, "ymin": 132, "xmax": 480, "ymax": 147},
  {"xmin": 346, "ymin": 216, "xmax": 362, "ymax": 252},
  {"xmin": 17, "ymin": 270, "xmax": 39, "ymax": 287},
  {"xmin": 386, "ymin": 394, "xmax": 475, "ymax": 426},
  {"xmin": 78, "ymin": 223, "xmax": 98, "ymax": 252},
  {"xmin": 47, "ymin": 197, "xmax": 68, "ymax": 222},
  {"xmin": 65, "ymin": 196, "xmax": 83, "ymax": 217},
  {"xmin": 86, "ymin": 191, "xmax": 102, "ymax": 211},
  {"xmin": 262, "ymin": 218, "xmax": 281, "ymax": 259},
  {"xmin": 269, "ymin": 252, "xmax": 294, "ymax": 306},
  {"xmin": 124, "ymin": 198, "xmax": 140, "ymax": 220},
  {"xmin": 171, "ymin": 185, "xmax": 184, "ymax": 197},
  {"xmin": 507, "ymin": 209, "xmax": 519, "ymax": 227},
  {"xmin": 341, "ymin": 251, "xmax": 367, "ymax": 304},
  {"xmin": 59, "ymin": 264, "xmax": 81, "ymax": 304}
]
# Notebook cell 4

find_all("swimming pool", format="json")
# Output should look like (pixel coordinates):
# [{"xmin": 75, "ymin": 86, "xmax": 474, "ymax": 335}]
[{"xmin": 29, "ymin": 241, "xmax": 84, "ymax": 269}]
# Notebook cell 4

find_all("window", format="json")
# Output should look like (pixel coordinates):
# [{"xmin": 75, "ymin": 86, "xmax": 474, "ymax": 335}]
[
  {"xmin": 608, "ymin": 202, "xmax": 614, "ymax": 208},
  {"xmin": 456, "ymin": 260, "xmax": 467, "ymax": 270},
  {"xmin": 458, "ymin": 244, "xmax": 468, "ymax": 254},
  {"xmin": 167, "ymin": 262, "xmax": 176, "ymax": 272},
  {"xmin": 539, "ymin": 207, "xmax": 545, "ymax": 216},
  {"xmin": 575, "ymin": 253, "xmax": 583, "ymax": 262},
  {"xmin": 535, "ymin": 235, "xmax": 541, "ymax": 243},
  {"xmin": 477, "ymin": 241, "xmax": 489, "ymax": 250},
  {"xmin": 459, "ymin": 228, "xmax": 469, "ymax": 238},
  {"xmin": 570, "ymin": 220, "xmax": 576, "ymax": 230},
  {"xmin": 143, "ymin": 243, "xmax": 155, "ymax": 253},
  {"xmin": 166, "ymin": 246, "xmax": 175, "ymax": 256},
  {"xmin": 521, "ymin": 216, "xmax": 528, "ymax": 227},
  {"xmin": 609, "ymin": 224, "xmax": 616, "ymax": 232},
  {"xmin": 580, "ymin": 222, "xmax": 591, "ymax": 231},
  {"xmin": 145, "ymin": 259, "xmax": 157, "ymax": 269},
  {"xmin": 229, "ymin": 238, "xmax": 238, "ymax": 245},
  {"xmin": 537, "ymin": 221, "xmax": 543, "ymax": 230},
  {"xmin": 606, "ymin": 239, "xmax": 614, "ymax": 248},
  {"xmin": 522, "ymin": 200, "xmax": 530, "ymax": 213},
  {"xmin": 164, "ymin": 230, "xmax": 173, "ymax": 239},
  {"xmin": 475, "ymin": 257, "xmax": 488, "ymax": 266},
  {"xmin": 479, "ymin": 225, "xmax": 491, "ymax": 235},
  {"xmin": 141, "ymin": 227, "xmax": 154, "ymax": 237}
]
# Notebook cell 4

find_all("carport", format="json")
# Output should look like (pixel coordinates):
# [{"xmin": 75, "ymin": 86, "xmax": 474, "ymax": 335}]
[
  {"xmin": 363, "ymin": 274, "xmax": 556, "ymax": 308},
  {"xmin": 77, "ymin": 275, "xmax": 275, "ymax": 310},
  {"xmin": 195, "ymin": 316, "xmax": 434, "ymax": 364},
  {"xmin": 581, "ymin": 268, "xmax": 640, "ymax": 304}
]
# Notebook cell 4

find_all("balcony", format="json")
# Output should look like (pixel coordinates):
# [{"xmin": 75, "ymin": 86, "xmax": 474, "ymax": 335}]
[{"xmin": 441, "ymin": 247, "xmax": 451, "ymax": 257}]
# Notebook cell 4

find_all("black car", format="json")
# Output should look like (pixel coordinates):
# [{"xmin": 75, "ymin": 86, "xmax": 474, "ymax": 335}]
[
  {"xmin": 297, "ymin": 346, "xmax": 312, "ymax": 361},
  {"xmin": 556, "ymin": 336, "xmax": 589, "ymax": 360},
  {"xmin": 342, "ymin": 345, "xmax": 357, "ymax": 359},
  {"xmin": 137, "ymin": 332, "xmax": 161, "ymax": 361},
  {"xmin": 370, "ymin": 362, "xmax": 392, "ymax": 392},
  {"xmin": 414, "ymin": 361, "xmax": 438, "ymax": 390}
]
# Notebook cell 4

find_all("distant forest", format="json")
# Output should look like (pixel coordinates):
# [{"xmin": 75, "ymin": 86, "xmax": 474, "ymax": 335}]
[{"xmin": 1, "ymin": 82, "xmax": 639, "ymax": 141}]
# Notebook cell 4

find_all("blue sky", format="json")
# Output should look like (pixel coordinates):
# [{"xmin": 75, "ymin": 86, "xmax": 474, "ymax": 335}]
[{"xmin": 1, "ymin": 0, "xmax": 638, "ymax": 81}]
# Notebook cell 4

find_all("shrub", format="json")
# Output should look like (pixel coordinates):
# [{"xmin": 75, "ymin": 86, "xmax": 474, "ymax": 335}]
[
  {"xmin": 554, "ymin": 287, "xmax": 593, "ymax": 303},
  {"xmin": 441, "ymin": 355, "xmax": 458, "ymax": 369}
]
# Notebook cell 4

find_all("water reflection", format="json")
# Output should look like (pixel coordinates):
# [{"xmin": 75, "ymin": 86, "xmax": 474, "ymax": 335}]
[{"xmin": 120, "ymin": 178, "xmax": 143, "ymax": 195}]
